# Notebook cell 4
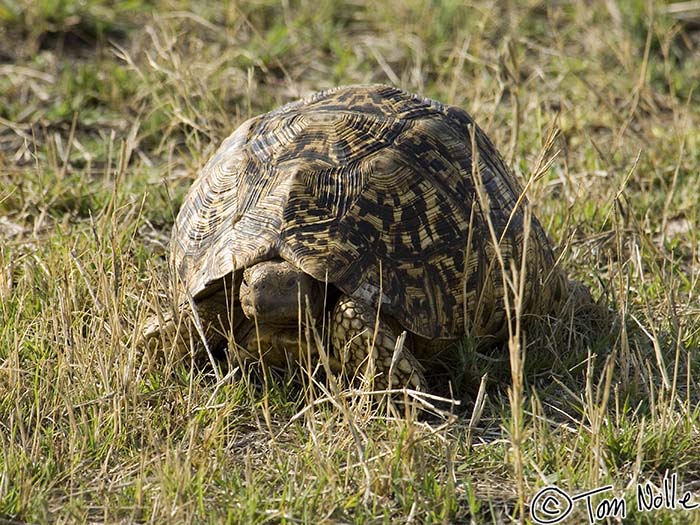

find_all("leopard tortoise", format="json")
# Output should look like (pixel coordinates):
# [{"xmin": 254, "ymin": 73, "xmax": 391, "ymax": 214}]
[{"xmin": 148, "ymin": 84, "xmax": 569, "ymax": 391}]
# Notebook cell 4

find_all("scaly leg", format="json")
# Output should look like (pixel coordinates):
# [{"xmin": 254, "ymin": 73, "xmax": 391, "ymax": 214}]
[{"xmin": 331, "ymin": 295, "xmax": 426, "ymax": 390}]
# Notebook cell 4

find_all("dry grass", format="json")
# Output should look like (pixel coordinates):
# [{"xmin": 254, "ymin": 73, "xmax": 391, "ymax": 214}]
[{"xmin": 2, "ymin": 0, "xmax": 700, "ymax": 523}]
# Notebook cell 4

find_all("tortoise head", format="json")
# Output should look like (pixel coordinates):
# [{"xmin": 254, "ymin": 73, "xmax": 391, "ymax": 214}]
[{"xmin": 239, "ymin": 259, "xmax": 323, "ymax": 324}]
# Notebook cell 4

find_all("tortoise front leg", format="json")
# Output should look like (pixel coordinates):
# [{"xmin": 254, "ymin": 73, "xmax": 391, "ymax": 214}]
[
  {"xmin": 331, "ymin": 295, "xmax": 427, "ymax": 391},
  {"xmin": 141, "ymin": 290, "xmax": 236, "ymax": 366}
]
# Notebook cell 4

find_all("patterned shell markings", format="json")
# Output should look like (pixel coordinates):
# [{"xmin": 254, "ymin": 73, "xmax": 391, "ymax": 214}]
[{"xmin": 171, "ymin": 85, "xmax": 563, "ymax": 340}]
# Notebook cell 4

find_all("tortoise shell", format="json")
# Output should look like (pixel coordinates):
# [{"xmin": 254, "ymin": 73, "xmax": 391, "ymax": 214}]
[{"xmin": 171, "ymin": 84, "xmax": 566, "ymax": 342}]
